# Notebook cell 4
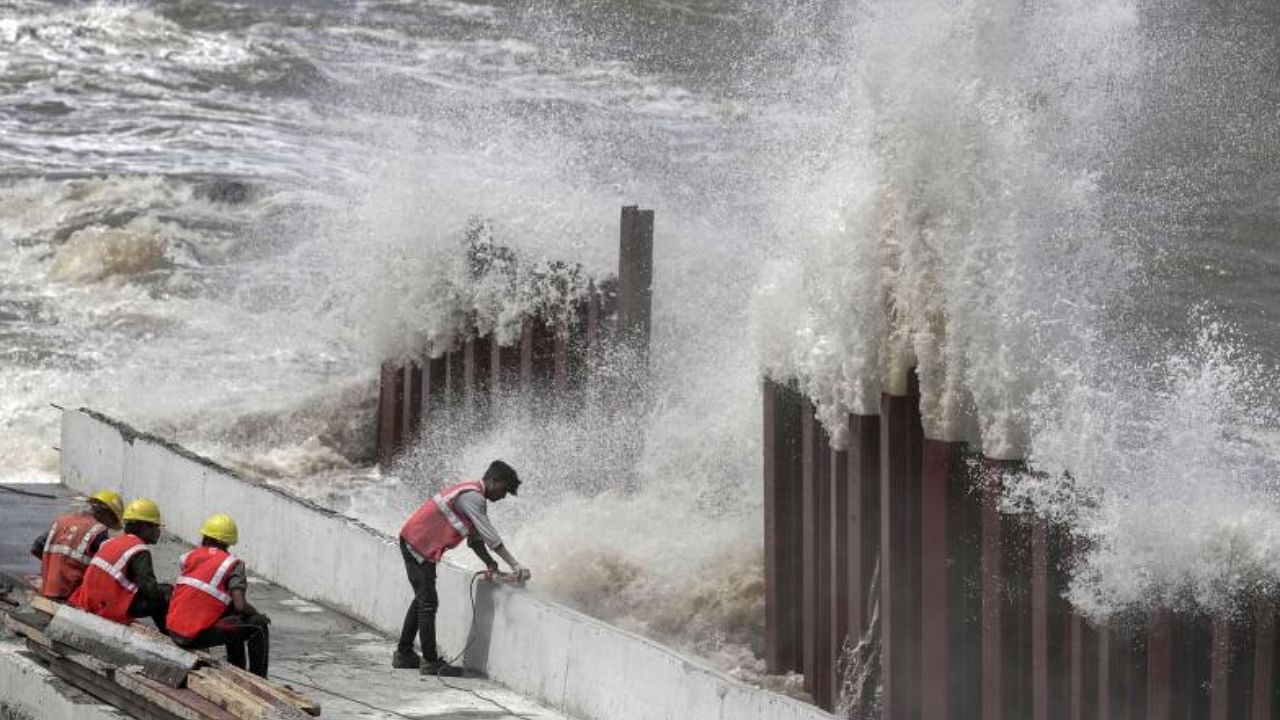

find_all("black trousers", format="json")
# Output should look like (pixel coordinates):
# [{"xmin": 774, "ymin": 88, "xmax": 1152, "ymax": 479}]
[
  {"xmin": 174, "ymin": 610, "xmax": 270, "ymax": 677},
  {"xmin": 397, "ymin": 540, "xmax": 439, "ymax": 661},
  {"xmin": 128, "ymin": 592, "xmax": 169, "ymax": 633}
]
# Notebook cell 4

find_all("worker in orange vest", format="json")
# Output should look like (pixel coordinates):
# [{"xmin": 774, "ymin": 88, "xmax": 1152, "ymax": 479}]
[
  {"xmin": 29, "ymin": 490, "xmax": 124, "ymax": 600},
  {"xmin": 395, "ymin": 460, "xmax": 529, "ymax": 676},
  {"xmin": 68, "ymin": 498, "xmax": 171, "ymax": 629},
  {"xmin": 165, "ymin": 514, "xmax": 271, "ymax": 677}
]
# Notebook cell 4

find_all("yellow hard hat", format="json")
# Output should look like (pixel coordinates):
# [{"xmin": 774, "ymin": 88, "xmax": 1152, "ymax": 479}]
[
  {"xmin": 198, "ymin": 513, "xmax": 238, "ymax": 546},
  {"xmin": 88, "ymin": 490, "xmax": 124, "ymax": 526},
  {"xmin": 121, "ymin": 498, "xmax": 162, "ymax": 525}
]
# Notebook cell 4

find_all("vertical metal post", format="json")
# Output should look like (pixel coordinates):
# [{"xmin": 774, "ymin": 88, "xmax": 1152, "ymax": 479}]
[
  {"xmin": 831, "ymin": 424, "xmax": 851, "ymax": 704},
  {"xmin": 1070, "ymin": 613, "xmax": 1085, "ymax": 720},
  {"xmin": 921, "ymin": 439, "xmax": 963, "ymax": 720},
  {"xmin": 882, "ymin": 389, "xmax": 922, "ymax": 720},
  {"xmin": 1032, "ymin": 522, "xmax": 1050, "ymax": 720},
  {"xmin": 1210, "ymin": 619, "xmax": 1229, "ymax": 720},
  {"xmin": 802, "ymin": 399, "xmax": 834, "ymax": 707},
  {"xmin": 1256, "ymin": 599, "xmax": 1275, "ymax": 720},
  {"xmin": 1099, "ymin": 626, "xmax": 1112, "ymax": 720},
  {"xmin": 763, "ymin": 379, "xmax": 804, "ymax": 673},
  {"xmin": 404, "ymin": 361, "xmax": 423, "ymax": 447},
  {"xmin": 981, "ymin": 465, "xmax": 1004, "ymax": 720},
  {"xmin": 617, "ymin": 206, "xmax": 654, "ymax": 358},
  {"xmin": 848, "ymin": 414, "xmax": 881, "ymax": 656},
  {"xmin": 1148, "ymin": 611, "xmax": 1172, "ymax": 720},
  {"xmin": 424, "ymin": 356, "xmax": 447, "ymax": 417},
  {"xmin": 377, "ymin": 361, "xmax": 405, "ymax": 465}
]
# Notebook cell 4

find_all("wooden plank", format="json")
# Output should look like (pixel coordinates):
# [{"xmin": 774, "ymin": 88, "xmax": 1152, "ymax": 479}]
[
  {"xmin": 27, "ymin": 642, "xmax": 181, "ymax": 720},
  {"xmin": 5, "ymin": 611, "xmax": 53, "ymax": 648},
  {"xmin": 29, "ymin": 594, "xmax": 62, "ymax": 616},
  {"xmin": 130, "ymin": 624, "xmax": 318, "ymax": 716},
  {"xmin": 218, "ymin": 661, "xmax": 320, "ymax": 717},
  {"xmin": 188, "ymin": 668, "xmax": 309, "ymax": 720},
  {"xmin": 117, "ymin": 668, "xmax": 239, "ymax": 720}
]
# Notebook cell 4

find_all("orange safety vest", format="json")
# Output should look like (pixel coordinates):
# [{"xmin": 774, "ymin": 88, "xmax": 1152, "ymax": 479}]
[
  {"xmin": 166, "ymin": 547, "xmax": 241, "ymax": 640},
  {"xmin": 39, "ymin": 513, "xmax": 108, "ymax": 599},
  {"xmin": 67, "ymin": 533, "xmax": 147, "ymax": 624},
  {"xmin": 399, "ymin": 479, "xmax": 485, "ymax": 563}
]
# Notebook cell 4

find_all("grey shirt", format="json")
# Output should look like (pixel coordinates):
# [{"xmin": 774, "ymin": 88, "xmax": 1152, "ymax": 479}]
[{"xmin": 454, "ymin": 490, "xmax": 504, "ymax": 550}]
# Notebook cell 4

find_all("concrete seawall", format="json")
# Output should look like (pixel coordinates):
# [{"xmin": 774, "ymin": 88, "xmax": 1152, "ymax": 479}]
[{"xmin": 61, "ymin": 408, "xmax": 834, "ymax": 720}]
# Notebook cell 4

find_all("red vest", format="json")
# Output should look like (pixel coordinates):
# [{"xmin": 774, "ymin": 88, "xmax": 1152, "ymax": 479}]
[
  {"xmin": 166, "ymin": 547, "xmax": 241, "ymax": 640},
  {"xmin": 40, "ymin": 513, "xmax": 108, "ymax": 599},
  {"xmin": 67, "ymin": 533, "xmax": 147, "ymax": 624},
  {"xmin": 400, "ymin": 479, "xmax": 485, "ymax": 563}
]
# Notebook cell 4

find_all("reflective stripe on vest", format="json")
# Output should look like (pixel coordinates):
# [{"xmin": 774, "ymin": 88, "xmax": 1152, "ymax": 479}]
[
  {"xmin": 87, "ymin": 543, "xmax": 147, "ymax": 594},
  {"xmin": 175, "ymin": 554, "xmax": 238, "ymax": 605},
  {"xmin": 433, "ymin": 493, "xmax": 470, "ymax": 536},
  {"xmin": 44, "ymin": 520, "xmax": 107, "ymax": 565}
]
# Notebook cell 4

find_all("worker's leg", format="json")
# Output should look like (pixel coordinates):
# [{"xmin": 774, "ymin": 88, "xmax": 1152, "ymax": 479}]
[
  {"xmin": 127, "ymin": 592, "xmax": 169, "ymax": 633},
  {"xmin": 416, "ymin": 560, "xmax": 439, "ymax": 661},
  {"xmin": 397, "ymin": 541, "xmax": 436, "ymax": 660}
]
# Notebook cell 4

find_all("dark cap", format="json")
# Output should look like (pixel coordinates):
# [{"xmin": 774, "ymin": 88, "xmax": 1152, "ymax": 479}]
[{"xmin": 485, "ymin": 460, "xmax": 520, "ymax": 496}]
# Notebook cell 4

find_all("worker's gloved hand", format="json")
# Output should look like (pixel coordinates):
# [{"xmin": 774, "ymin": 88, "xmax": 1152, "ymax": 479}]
[{"xmin": 512, "ymin": 566, "xmax": 532, "ymax": 582}]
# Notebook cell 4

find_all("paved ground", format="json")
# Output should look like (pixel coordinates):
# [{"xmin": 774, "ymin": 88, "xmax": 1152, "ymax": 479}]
[{"xmin": 1, "ymin": 484, "xmax": 574, "ymax": 720}]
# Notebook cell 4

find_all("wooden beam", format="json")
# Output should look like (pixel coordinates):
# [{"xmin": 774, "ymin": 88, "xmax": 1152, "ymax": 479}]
[
  {"xmin": 117, "ymin": 669, "xmax": 239, "ymax": 720},
  {"xmin": 188, "ymin": 668, "xmax": 310, "ymax": 720}
]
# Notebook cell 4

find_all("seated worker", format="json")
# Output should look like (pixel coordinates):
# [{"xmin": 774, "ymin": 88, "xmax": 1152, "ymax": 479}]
[
  {"xmin": 165, "ymin": 514, "xmax": 271, "ymax": 678},
  {"xmin": 29, "ymin": 490, "xmax": 123, "ymax": 600},
  {"xmin": 395, "ymin": 460, "xmax": 530, "ymax": 676},
  {"xmin": 68, "ymin": 498, "xmax": 171, "ymax": 629}
]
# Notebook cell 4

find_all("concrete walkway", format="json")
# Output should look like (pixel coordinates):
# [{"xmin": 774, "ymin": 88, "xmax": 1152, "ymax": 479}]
[{"xmin": 1, "ymin": 484, "xmax": 575, "ymax": 720}]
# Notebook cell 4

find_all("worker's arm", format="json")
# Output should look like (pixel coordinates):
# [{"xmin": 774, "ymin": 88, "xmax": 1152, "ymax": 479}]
[
  {"xmin": 125, "ymin": 550, "xmax": 169, "ymax": 604},
  {"xmin": 29, "ymin": 533, "xmax": 47, "ymax": 560},
  {"xmin": 225, "ymin": 563, "xmax": 266, "ymax": 621},
  {"xmin": 467, "ymin": 535, "xmax": 499, "ymax": 573},
  {"xmin": 455, "ymin": 492, "xmax": 530, "ymax": 579}
]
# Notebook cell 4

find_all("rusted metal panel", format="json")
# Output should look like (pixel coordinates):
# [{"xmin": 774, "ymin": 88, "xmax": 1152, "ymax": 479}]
[
  {"xmin": 424, "ymin": 355, "xmax": 447, "ymax": 417},
  {"xmin": 848, "ymin": 414, "xmax": 880, "ymax": 653},
  {"xmin": 1148, "ymin": 610, "xmax": 1172, "ymax": 720},
  {"xmin": 881, "ymin": 391, "xmax": 921, "ymax": 720},
  {"xmin": 763, "ymin": 379, "xmax": 804, "ymax": 674},
  {"xmin": 553, "ymin": 321, "xmax": 570, "ymax": 393},
  {"xmin": 1100, "ymin": 626, "xmax": 1112, "ymax": 720},
  {"xmin": 377, "ymin": 361, "xmax": 404, "ymax": 465},
  {"xmin": 981, "ymin": 466, "xmax": 1004, "ymax": 720},
  {"xmin": 617, "ymin": 206, "xmax": 654, "ymax": 356},
  {"xmin": 1256, "ymin": 599, "xmax": 1275, "ymax": 720},
  {"xmin": 801, "ymin": 399, "xmax": 834, "ymax": 706},
  {"xmin": 830, "ymin": 424, "xmax": 851, "ymax": 705},
  {"xmin": 1070, "ymin": 613, "xmax": 1085, "ymax": 720},
  {"xmin": 445, "ymin": 348, "xmax": 464, "ymax": 406},
  {"xmin": 1033, "ymin": 522, "xmax": 1051, "ymax": 720},
  {"xmin": 404, "ymin": 361, "xmax": 423, "ymax": 446},
  {"xmin": 1210, "ymin": 618, "xmax": 1229, "ymax": 720},
  {"xmin": 921, "ymin": 439, "xmax": 963, "ymax": 720}
]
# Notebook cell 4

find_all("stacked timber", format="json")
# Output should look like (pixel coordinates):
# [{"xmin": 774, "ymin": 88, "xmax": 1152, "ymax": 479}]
[{"xmin": 2, "ymin": 595, "xmax": 319, "ymax": 720}]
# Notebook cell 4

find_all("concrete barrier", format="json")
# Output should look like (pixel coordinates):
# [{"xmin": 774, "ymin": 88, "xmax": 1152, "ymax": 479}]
[
  {"xmin": 61, "ymin": 408, "xmax": 835, "ymax": 720},
  {"xmin": 0, "ymin": 639, "xmax": 125, "ymax": 720}
]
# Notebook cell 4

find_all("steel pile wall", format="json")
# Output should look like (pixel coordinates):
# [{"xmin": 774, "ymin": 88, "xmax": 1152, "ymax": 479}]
[
  {"xmin": 376, "ymin": 205, "xmax": 654, "ymax": 465},
  {"xmin": 762, "ymin": 377, "xmax": 1280, "ymax": 718}
]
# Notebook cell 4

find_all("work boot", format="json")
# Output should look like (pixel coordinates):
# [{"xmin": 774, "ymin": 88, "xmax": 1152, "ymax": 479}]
[
  {"xmin": 421, "ymin": 659, "xmax": 465, "ymax": 677},
  {"xmin": 392, "ymin": 649, "xmax": 421, "ymax": 669}
]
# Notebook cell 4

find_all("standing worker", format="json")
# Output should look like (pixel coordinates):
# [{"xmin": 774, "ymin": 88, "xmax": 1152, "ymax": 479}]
[
  {"xmin": 29, "ymin": 490, "xmax": 123, "ymax": 600},
  {"xmin": 166, "ymin": 514, "xmax": 271, "ymax": 678},
  {"xmin": 68, "ymin": 498, "xmax": 171, "ymax": 629},
  {"xmin": 395, "ymin": 460, "xmax": 531, "ymax": 676}
]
